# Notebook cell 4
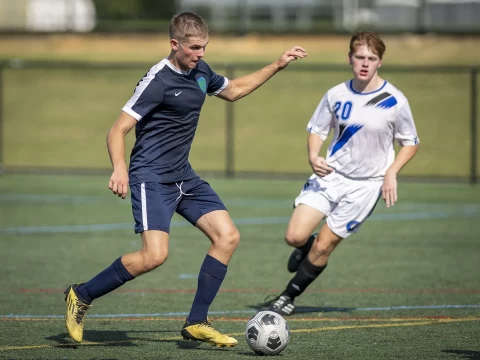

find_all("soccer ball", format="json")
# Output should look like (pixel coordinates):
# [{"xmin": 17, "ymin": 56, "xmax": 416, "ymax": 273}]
[{"xmin": 245, "ymin": 310, "xmax": 290, "ymax": 356}]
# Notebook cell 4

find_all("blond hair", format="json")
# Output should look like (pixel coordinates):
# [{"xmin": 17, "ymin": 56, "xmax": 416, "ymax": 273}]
[{"xmin": 169, "ymin": 12, "xmax": 209, "ymax": 43}]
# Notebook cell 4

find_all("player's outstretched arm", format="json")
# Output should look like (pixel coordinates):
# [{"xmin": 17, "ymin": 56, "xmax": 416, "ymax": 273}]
[
  {"xmin": 107, "ymin": 111, "xmax": 137, "ymax": 199},
  {"xmin": 382, "ymin": 144, "xmax": 419, "ymax": 208},
  {"xmin": 216, "ymin": 46, "xmax": 307, "ymax": 102}
]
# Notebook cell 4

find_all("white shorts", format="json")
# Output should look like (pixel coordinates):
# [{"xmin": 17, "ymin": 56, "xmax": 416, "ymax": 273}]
[{"xmin": 294, "ymin": 172, "xmax": 382, "ymax": 238}]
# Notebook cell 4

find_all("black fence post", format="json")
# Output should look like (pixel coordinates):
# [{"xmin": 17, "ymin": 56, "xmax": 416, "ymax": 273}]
[
  {"xmin": 471, "ymin": 66, "xmax": 478, "ymax": 185},
  {"xmin": 225, "ymin": 64, "xmax": 235, "ymax": 178},
  {"xmin": 66, "ymin": 0, "xmax": 75, "ymax": 32},
  {"xmin": 416, "ymin": 0, "xmax": 427, "ymax": 34}
]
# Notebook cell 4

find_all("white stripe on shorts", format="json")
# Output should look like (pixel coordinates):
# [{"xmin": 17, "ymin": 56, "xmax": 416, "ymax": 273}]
[{"xmin": 141, "ymin": 183, "xmax": 148, "ymax": 231}]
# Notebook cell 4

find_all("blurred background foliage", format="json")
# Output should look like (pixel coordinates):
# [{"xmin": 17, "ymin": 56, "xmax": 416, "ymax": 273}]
[{"xmin": 93, "ymin": 0, "xmax": 175, "ymax": 21}]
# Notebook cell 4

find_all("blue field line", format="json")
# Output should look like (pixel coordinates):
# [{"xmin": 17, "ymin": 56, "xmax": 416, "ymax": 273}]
[
  {"xmin": 2, "ymin": 194, "xmax": 479, "ymax": 211},
  {"xmin": 0, "ymin": 210, "xmax": 478, "ymax": 235},
  {"xmin": 0, "ymin": 194, "xmax": 291, "ymax": 207},
  {"xmin": 2, "ymin": 304, "xmax": 480, "ymax": 319},
  {"xmin": 1, "ymin": 207, "xmax": 479, "ymax": 235},
  {"xmin": 178, "ymin": 274, "xmax": 197, "ymax": 279},
  {"xmin": 0, "ymin": 194, "xmax": 107, "ymax": 205}
]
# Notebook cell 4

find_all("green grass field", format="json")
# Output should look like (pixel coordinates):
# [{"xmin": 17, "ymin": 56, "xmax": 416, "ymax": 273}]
[{"xmin": 0, "ymin": 174, "xmax": 479, "ymax": 359}]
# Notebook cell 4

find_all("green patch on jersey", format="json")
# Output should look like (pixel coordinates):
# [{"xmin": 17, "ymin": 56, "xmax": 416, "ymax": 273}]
[{"xmin": 197, "ymin": 76, "xmax": 207, "ymax": 93}]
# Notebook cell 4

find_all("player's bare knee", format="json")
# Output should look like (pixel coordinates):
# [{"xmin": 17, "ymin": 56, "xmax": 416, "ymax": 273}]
[
  {"xmin": 284, "ymin": 230, "xmax": 307, "ymax": 248},
  {"xmin": 142, "ymin": 250, "xmax": 168, "ymax": 272},
  {"xmin": 213, "ymin": 228, "xmax": 240, "ymax": 251},
  {"xmin": 226, "ymin": 228, "xmax": 241, "ymax": 249}
]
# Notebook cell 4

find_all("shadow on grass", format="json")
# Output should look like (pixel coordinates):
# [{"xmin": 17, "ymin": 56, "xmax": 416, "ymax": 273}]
[
  {"xmin": 46, "ymin": 331, "xmax": 238, "ymax": 353},
  {"xmin": 46, "ymin": 331, "xmax": 139, "ymax": 348},
  {"xmin": 174, "ymin": 340, "xmax": 241, "ymax": 353},
  {"xmin": 236, "ymin": 351, "xmax": 287, "ymax": 357},
  {"xmin": 442, "ymin": 350, "xmax": 480, "ymax": 359},
  {"xmin": 247, "ymin": 302, "xmax": 355, "ymax": 315},
  {"xmin": 47, "ymin": 329, "xmax": 175, "ymax": 348}
]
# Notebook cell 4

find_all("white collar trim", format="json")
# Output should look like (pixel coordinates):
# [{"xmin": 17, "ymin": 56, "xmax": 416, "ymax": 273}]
[{"xmin": 165, "ymin": 58, "xmax": 191, "ymax": 75}]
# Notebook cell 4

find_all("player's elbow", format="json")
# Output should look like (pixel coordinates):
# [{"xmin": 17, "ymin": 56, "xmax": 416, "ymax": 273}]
[
  {"xmin": 230, "ymin": 92, "xmax": 248, "ymax": 102},
  {"xmin": 106, "ymin": 126, "xmax": 120, "ymax": 146},
  {"xmin": 106, "ymin": 127, "xmax": 114, "ymax": 144},
  {"xmin": 225, "ymin": 83, "xmax": 245, "ymax": 102},
  {"xmin": 107, "ymin": 122, "xmax": 129, "ymax": 140},
  {"xmin": 225, "ymin": 91, "xmax": 242, "ymax": 102}
]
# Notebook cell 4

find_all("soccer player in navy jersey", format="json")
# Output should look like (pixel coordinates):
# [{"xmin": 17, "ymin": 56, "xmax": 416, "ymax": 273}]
[{"xmin": 64, "ymin": 12, "xmax": 307, "ymax": 347}]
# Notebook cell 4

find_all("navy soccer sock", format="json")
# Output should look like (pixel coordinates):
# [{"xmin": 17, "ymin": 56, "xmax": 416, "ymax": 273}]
[
  {"xmin": 282, "ymin": 257, "xmax": 326, "ymax": 300},
  {"xmin": 187, "ymin": 255, "xmax": 227, "ymax": 324},
  {"xmin": 76, "ymin": 257, "xmax": 135, "ymax": 304}
]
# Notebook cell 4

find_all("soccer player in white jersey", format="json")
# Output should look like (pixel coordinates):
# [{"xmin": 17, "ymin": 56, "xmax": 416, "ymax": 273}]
[
  {"xmin": 266, "ymin": 32, "xmax": 419, "ymax": 316},
  {"xmin": 63, "ymin": 12, "xmax": 307, "ymax": 346}
]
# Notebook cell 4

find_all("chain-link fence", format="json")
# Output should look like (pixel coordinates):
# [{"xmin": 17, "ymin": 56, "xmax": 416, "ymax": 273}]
[{"xmin": 0, "ymin": 60, "xmax": 478, "ymax": 183}]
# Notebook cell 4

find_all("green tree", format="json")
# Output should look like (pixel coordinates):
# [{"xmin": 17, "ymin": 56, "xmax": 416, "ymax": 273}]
[
  {"xmin": 139, "ymin": 0, "xmax": 176, "ymax": 20},
  {"xmin": 93, "ymin": 0, "xmax": 176, "ymax": 21}
]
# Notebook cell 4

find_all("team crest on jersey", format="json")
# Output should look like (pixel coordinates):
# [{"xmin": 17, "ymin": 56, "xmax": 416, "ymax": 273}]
[{"xmin": 197, "ymin": 76, "xmax": 207, "ymax": 93}]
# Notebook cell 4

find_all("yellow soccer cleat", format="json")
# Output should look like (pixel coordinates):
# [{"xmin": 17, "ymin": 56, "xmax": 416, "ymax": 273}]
[
  {"xmin": 181, "ymin": 320, "xmax": 238, "ymax": 348},
  {"xmin": 64, "ymin": 284, "xmax": 91, "ymax": 343}
]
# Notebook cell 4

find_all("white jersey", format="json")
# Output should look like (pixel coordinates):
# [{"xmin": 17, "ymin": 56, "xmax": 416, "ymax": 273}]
[{"xmin": 307, "ymin": 80, "xmax": 419, "ymax": 180}]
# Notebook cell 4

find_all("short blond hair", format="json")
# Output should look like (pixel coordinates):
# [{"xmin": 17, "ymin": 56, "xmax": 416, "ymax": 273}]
[
  {"xmin": 169, "ymin": 12, "xmax": 209, "ymax": 43},
  {"xmin": 349, "ymin": 31, "xmax": 386, "ymax": 59}
]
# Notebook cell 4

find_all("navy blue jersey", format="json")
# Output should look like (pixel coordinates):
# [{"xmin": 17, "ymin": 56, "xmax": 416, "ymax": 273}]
[{"xmin": 122, "ymin": 59, "xmax": 228, "ymax": 184}]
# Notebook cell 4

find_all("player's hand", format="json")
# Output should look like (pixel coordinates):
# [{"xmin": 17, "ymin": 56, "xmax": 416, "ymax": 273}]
[
  {"xmin": 382, "ymin": 171, "xmax": 397, "ymax": 208},
  {"xmin": 275, "ymin": 46, "xmax": 308, "ymax": 69},
  {"xmin": 108, "ymin": 167, "xmax": 129, "ymax": 199},
  {"xmin": 309, "ymin": 156, "xmax": 333, "ymax": 177}
]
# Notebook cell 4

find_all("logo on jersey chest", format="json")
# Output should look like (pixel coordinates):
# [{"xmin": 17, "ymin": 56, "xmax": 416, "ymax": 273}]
[
  {"xmin": 364, "ymin": 92, "xmax": 397, "ymax": 109},
  {"xmin": 196, "ymin": 76, "xmax": 207, "ymax": 93},
  {"xmin": 330, "ymin": 91, "xmax": 397, "ymax": 156}
]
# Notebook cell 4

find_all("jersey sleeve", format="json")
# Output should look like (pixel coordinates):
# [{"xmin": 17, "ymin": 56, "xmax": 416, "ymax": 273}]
[
  {"xmin": 122, "ymin": 73, "xmax": 164, "ymax": 121},
  {"xmin": 306, "ymin": 93, "xmax": 334, "ymax": 141},
  {"xmin": 204, "ymin": 62, "xmax": 228, "ymax": 96},
  {"xmin": 394, "ymin": 99, "xmax": 419, "ymax": 146}
]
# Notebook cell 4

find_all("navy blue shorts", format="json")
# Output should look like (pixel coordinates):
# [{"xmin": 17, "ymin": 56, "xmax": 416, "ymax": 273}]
[{"xmin": 130, "ymin": 177, "xmax": 227, "ymax": 234}]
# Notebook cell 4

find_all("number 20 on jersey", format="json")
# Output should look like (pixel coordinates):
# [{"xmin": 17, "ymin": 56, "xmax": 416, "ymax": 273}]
[{"xmin": 334, "ymin": 101, "xmax": 353, "ymax": 121}]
